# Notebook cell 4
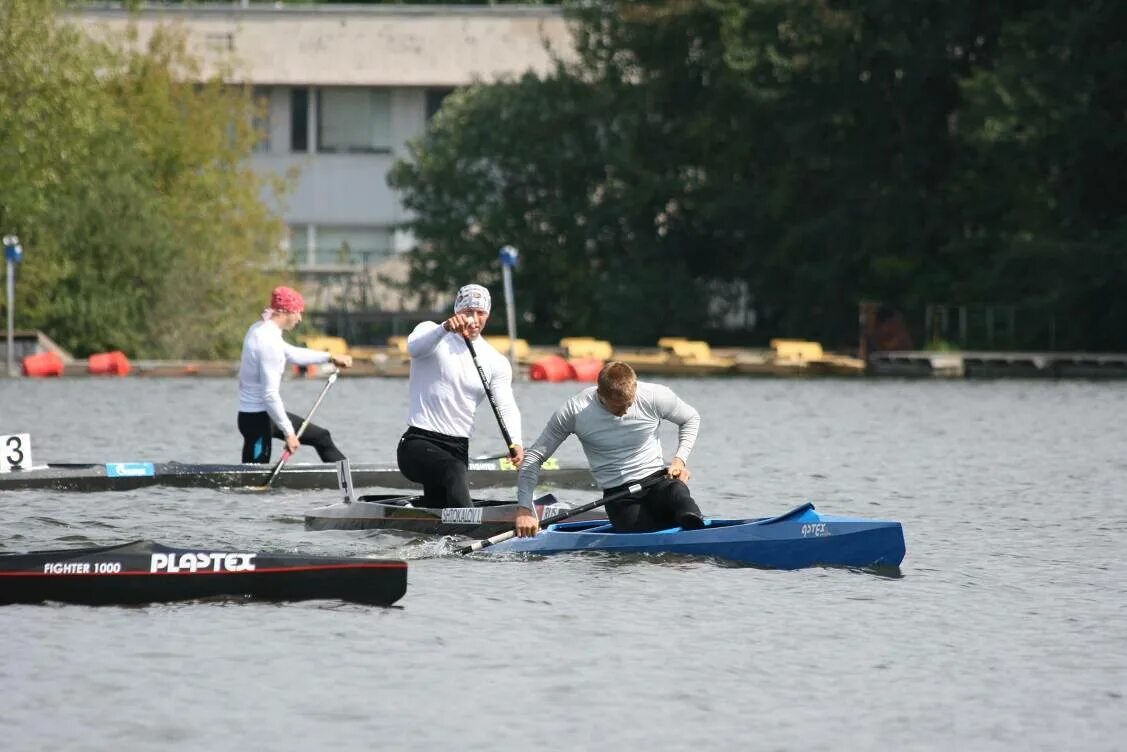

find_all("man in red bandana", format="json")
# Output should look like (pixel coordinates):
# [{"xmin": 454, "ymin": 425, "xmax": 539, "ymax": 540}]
[{"xmin": 236, "ymin": 285, "xmax": 353, "ymax": 463}]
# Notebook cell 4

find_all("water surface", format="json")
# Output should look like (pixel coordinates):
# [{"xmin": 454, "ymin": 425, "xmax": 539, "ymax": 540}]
[{"xmin": 1, "ymin": 376, "xmax": 1124, "ymax": 750}]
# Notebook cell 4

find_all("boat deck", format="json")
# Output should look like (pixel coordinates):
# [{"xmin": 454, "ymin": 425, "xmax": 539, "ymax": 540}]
[{"xmin": 0, "ymin": 460, "xmax": 594, "ymax": 492}]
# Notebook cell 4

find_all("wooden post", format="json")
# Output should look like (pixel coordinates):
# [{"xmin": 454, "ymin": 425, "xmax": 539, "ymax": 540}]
[{"xmin": 858, "ymin": 301, "xmax": 876, "ymax": 364}]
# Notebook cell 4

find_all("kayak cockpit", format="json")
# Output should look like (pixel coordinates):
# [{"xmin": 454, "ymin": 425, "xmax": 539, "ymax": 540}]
[
  {"xmin": 544, "ymin": 518, "xmax": 746, "ymax": 535},
  {"xmin": 542, "ymin": 503, "xmax": 821, "ymax": 535}
]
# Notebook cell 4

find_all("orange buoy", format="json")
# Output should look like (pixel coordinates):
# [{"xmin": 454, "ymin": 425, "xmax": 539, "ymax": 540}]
[
  {"xmin": 529, "ymin": 354, "xmax": 573, "ymax": 382},
  {"xmin": 22, "ymin": 351, "xmax": 64, "ymax": 378},
  {"xmin": 569, "ymin": 357, "xmax": 604, "ymax": 382},
  {"xmin": 88, "ymin": 350, "xmax": 131, "ymax": 376}
]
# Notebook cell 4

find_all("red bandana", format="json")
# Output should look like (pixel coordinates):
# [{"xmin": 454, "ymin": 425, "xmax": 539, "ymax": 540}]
[{"xmin": 270, "ymin": 286, "xmax": 305, "ymax": 313}]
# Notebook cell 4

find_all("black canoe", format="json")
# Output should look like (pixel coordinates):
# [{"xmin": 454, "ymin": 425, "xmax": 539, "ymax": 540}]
[
  {"xmin": 305, "ymin": 492, "xmax": 609, "ymax": 538},
  {"xmin": 0, "ymin": 540, "xmax": 407, "ymax": 606},
  {"xmin": 0, "ymin": 458, "xmax": 594, "ymax": 492}
]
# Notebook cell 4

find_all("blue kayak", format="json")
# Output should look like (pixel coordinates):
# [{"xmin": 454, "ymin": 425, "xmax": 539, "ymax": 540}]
[{"xmin": 486, "ymin": 503, "xmax": 905, "ymax": 569}]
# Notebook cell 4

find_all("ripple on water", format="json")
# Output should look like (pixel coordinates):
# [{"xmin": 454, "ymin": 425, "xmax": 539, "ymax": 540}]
[{"xmin": 1, "ymin": 377, "xmax": 1125, "ymax": 750}]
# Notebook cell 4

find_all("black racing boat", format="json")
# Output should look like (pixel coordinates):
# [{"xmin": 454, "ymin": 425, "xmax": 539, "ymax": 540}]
[
  {"xmin": 0, "ymin": 540, "xmax": 407, "ymax": 606},
  {"xmin": 306, "ymin": 458, "xmax": 605, "ymax": 537},
  {"xmin": 0, "ymin": 457, "xmax": 593, "ymax": 493},
  {"xmin": 304, "ymin": 492, "xmax": 609, "ymax": 538}
]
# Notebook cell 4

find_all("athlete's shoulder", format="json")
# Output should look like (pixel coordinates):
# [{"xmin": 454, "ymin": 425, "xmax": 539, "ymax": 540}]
[
  {"xmin": 470, "ymin": 334, "xmax": 498, "ymax": 353},
  {"xmin": 635, "ymin": 380, "xmax": 678, "ymax": 403},
  {"xmin": 473, "ymin": 337, "xmax": 510, "ymax": 368},
  {"xmin": 636, "ymin": 379, "xmax": 671, "ymax": 393},
  {"xmin": 411, "ymin": 320, "xmax": 441, "ymax": 336},
  {"xmin": 248, "ymin": 320, "xmax": 279, "ymax": 341},
  {"xmin": 564, "ymin": 386, "xmax": 599, "ymax": 412}
]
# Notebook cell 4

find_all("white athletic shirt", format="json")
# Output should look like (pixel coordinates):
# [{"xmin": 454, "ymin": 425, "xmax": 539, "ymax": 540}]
[
  {"xmin": 237, "ymin": 319, "xmax": 331, "ymax": 437},
  {"xmin": 405, "ymin": 321, "xmax": 522, "ymax": 444},
  {"xmin": 517, "ymin": 382, "xmax": 700, "ymax": 509}
]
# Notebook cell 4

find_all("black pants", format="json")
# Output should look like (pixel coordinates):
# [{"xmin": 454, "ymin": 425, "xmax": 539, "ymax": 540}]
[
  {"xmin": 604, "ymin": 471, "xmax": 703, "ymax": 532},
  {"xmin": 237, "ymin": 411, "xmax": 346, "ymax": 464},
  {"xmin": 396, "ymin": 426, "xmax": 471, "ymax": 508}
]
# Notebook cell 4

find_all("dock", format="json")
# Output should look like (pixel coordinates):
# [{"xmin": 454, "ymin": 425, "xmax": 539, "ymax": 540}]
[
  {"xmin": 867, "ymin": 351, "xmax": 1127, "ymax": 378},
  {"xmin": 7, "ymin": 329, "xmax": 1127, "ymax": 379}
]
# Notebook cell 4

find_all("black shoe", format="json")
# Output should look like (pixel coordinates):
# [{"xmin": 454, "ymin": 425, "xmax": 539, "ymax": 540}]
[{"xmin": 679, "ymin": 512, "xmax": 705, "ymax": 531}]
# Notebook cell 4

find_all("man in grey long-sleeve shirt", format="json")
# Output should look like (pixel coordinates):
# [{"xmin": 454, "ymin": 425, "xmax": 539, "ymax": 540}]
[{"xmin": 516, "ymin": 361, "xmax": 704, "ymax": 536}]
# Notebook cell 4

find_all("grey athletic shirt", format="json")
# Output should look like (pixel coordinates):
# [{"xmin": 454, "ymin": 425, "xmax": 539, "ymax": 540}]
[{"xmin": 517, "ymin": 381, "xmax": 700, "ymax": 510}]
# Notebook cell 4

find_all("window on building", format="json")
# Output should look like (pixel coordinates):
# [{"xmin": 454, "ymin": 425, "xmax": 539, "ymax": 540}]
[
  {"xmin": 426, "ymin": 88, "xmax": 455, "ymax": 120},
  {"xmin": 291, "ymin": 88, "xmax": 309, "ymax": 152},
  {"xmin": 318, "ymin": 88, "xmax": 392, "ymax": 153},
  {"xmin": 252, "ymin": 86, "xmax": 271, "ymax": 154},
  {"xmin": 314, "ymin": 226, "xmax": 392, "ymax": 267},
  {"xmin": 288, "ymin": 225, "xmax": 311, "ymax": 266}
]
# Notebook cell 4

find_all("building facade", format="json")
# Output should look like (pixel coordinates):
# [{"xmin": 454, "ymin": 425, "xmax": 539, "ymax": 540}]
[{"xmin": 71, "ymin": 4, "xmax": 574, "ymax": 284}]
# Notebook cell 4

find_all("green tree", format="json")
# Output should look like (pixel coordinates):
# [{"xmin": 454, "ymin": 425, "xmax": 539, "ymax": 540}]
[
  {"xmin": 390, "ymin": 7, "xmax": 731, "ymax": 345},
  {"xmin": 955, "ymin": 0, "xmax": 1127, "ymax": 349},
  {"xmin": 0, "ymin": 0, "xmax": 288, "ymax": 358},
  {"xmin": 392, "ymin": 0, "xmax": 1125, "ymax": 350}
]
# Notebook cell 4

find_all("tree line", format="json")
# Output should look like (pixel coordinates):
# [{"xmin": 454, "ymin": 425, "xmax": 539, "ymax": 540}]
[
  {"xmin": 390, "ymin": 0, "xmax": 1127, "ymax": 350},
  {"xmin": 0, "ymin": 0, "xmax": 287, "ymax": 359},
  {"xmin": 2, "ymin": 0, "xmax": 1122, "ymax": 355}
]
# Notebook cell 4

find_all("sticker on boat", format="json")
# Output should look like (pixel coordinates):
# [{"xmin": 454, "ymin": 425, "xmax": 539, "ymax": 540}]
[
  {"xmin": 43, "ymin": 561, "xmax": 92, "ymax": 574},
  {"xmin": 800, "ymin": 523, "xmax": 829, "ymax": 537},
  {"xmin": 42, "ymin": 560, "xmax": 123, "ymax": 575},
  {"xmin": 1, "ymin": 433, "xmax": 32, "ymax": 473},
  {"xmin": 150, "ymin": 552, "xmax": 257, "ymax": 573},
  {"xmin": 106, "ymin": 462, "xmax": 156, "ymax": 478},
  {"xmin": 441, "ymin": 508, "xmax": 484, "ymax": 524},
  {"xmin": 540, "ymin": 504, "xmax": 569, "ymax": 517}
]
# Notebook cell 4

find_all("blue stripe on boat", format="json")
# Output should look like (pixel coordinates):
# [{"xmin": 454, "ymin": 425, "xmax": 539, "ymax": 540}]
[{"xmin": 105, "ymin": 462, "xmax": 156, "ymax": 478}]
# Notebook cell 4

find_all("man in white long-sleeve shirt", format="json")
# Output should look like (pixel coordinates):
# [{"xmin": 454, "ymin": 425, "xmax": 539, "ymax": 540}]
[
  {"xmin": 397, "ymin": 284, "xmax": 524, "ymax": 508},
  {"xmin": 515, "ymin": 361, "xmax": 704, "ymax": 536},
  {"xmin": 237, "ymin": 285, "xmax": 352, "ymax": 463}
]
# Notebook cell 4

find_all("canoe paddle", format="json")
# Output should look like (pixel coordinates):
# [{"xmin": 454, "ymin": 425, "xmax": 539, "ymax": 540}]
[
  {"xmin": 457, "ymin": 470, "xmax": 667, "ymax": 554},
  {"xmin": 472, "ymin": 452, "xmax": 511, "ymax": 462},
  {"xmin": 255, "ymin": 369, "xmax": 339, "ymax": 491},
  {"xmin": 463, "ymin": 334, "xmax": 519, "ymax": 462}
]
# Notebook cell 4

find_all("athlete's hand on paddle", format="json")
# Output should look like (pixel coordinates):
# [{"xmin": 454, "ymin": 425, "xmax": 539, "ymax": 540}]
[
  {"xmin": 509, "ymin": 444, "xmax": 525, "ymax": 466},
  {"xmin": 330, "ymin": 353, "xmax": 353, "ymax": 368},
  {"xmin": 668, "ymin": 457, "xmax": 691, "ymax": 483},
  {"xmin": 515, "ymin": 506, "xmax": 540, "ymax": 538},
  {"xmin": 284, "ymin": 433, "xmax": 301, "ymax": 455},
  {"xmin": 442, "ymin": 312, "xmax": 480, "ymax": 336}
]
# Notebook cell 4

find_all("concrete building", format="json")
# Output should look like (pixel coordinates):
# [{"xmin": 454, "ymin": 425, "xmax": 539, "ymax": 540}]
[{"xmin": 70, "ymin": 4, "xmax": 574, "ymax": 312}]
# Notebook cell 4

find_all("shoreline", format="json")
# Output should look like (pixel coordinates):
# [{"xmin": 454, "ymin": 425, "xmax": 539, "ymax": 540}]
[{"xmin": 4, "ymin": 348, "xmax": 1127, "ymax": 380}]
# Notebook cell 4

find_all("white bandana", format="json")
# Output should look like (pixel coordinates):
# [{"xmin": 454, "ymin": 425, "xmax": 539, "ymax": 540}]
[{"xmin": 453, "ymin": 284, "xmax": 491, "ymax": 314}]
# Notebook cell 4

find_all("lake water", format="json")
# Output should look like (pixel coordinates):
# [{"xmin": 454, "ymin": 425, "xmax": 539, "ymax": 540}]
[{"xmin": 1, "ymin": 376, "xmax": 1124, "ymax": 751}]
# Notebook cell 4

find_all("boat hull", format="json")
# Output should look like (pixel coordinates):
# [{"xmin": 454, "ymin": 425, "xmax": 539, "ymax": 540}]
[
  {"xmin": 487, "ymin": 503, "xmax": 905, "ymax": 570},
  {"xmin": 305, "ymin": 494, "xmax": 608, "ymax": 538},
  {"xmin": 0, "ymin": 541, "xmax": 407, "ymax": 606},
  {"xmin": 0, "ymin": 459, "xmax": 593, "ymax": 493}
]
